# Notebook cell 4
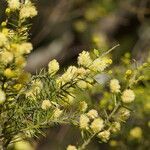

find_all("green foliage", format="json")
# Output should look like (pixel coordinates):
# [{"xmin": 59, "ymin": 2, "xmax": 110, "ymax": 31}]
[{"xmin": 0, "ymin": 1, "xmax": 149, "ymax": 150}]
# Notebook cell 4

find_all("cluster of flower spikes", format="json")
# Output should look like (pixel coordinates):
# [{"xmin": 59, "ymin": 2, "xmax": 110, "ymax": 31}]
[
  {"xmin": 0, "ymin": 1, "xmax": 143, "ymax": 150},
  {"xmin": 65, "ymin": 77, "xmax": 136, "ymax": 150},
  {"xmin": 45, "ymin": 50, "xmax": 136, "ymax": 150},
  {"xmin": 0, "ymin": 0, "xmax": 37, "ymax": 104},
  {"xmin": 19, "ymin": 46, "xmax": 138, "ymax": 150}
]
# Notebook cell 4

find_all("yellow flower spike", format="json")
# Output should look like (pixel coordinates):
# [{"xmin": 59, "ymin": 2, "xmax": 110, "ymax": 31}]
[{"xmin": 4, "ymin": 68, "xmax": 16, "ymax": 78}]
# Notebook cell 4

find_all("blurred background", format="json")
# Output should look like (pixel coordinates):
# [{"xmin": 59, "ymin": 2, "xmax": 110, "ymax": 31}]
[{"xmin": 1, "ymin": 0, "xmax": 150, "ymax": 149}]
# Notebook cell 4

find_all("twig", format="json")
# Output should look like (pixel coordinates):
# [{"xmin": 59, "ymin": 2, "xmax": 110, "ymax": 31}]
[{"xmin": 101, "ymin": 44, "xmax": 120, "ymax": 57}]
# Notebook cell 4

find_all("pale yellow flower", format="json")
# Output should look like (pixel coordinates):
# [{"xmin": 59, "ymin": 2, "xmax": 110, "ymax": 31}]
[
  {"xmin": 78, "ymin": 51, "xmax": 92, "ymax": 67},
  {"xmin": 41, "ymin": 100, "xmax": 51, "ymax": 110},
  {"xmin": 79, "ymin": 114, "xmax": 90, "ymax": 130},
  {"xmin": 90, "ymin": 118, "xmax": 104, "ymax": 133},
  {"xmin": 20, "ymin": 4, "xmax": 37, "ymax": 19},
  {"xmin": 48, "ymin": 59, "xmax": 59, "ymax": 74},
  {"xmin": 121, "ymin": 89, "xmax": 135, "ymax": 103},
  {"xmin": 89, "ymin": 57, "xmax": 112, "ymax": 72},
  {"xmin": 8, "ymin": 0, "xmax": 20, "ymax": 10},
  {"xmin": 20, "ymin": 42, "xmax": 33, "ymax": 54},
  {"xmin": 10, "ymin": 43, "xmax": 32, "ymax": 56},
  {"xmin": 109, "ymin": 79, "xmax": 120, "ymax": 93},
  {"xmin": 79, "ymin": 101, "xmax": 88, "ymax": 112},
  {"xmin": 118, "ymin": 108, "xmax": 130, "ymax": 121},
  {"xmin": 111, "ymin": 122, "xmax": 121, "ymax": 133},
  {"xmin": 67, "ymin": 145, "xmax": 77, "ymax": 150},
  {"xmin": 76, "ymin": 67, "xmax": 89, "ymax": 77},
  {"xmin": 58, "ymin": 66, "xmax": 77, "ymax": 84},
  {"xmin": 98, "ymin": 130, "xmax": 110, "ymax": 142},
  {"xmin": 87, "ymin": 109, "xmax": 98, "ymax": 119},
  {"xmin": 0, "ymin": 51, "xmax": 14, "ymax": 64},
  {"xmin": 0, "ymin": 89, "xmax": 6, "ymax": 104}
]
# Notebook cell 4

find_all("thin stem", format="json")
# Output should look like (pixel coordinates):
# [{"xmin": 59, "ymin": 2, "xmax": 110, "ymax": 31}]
[
  {"xmin": 101, "ymin": 44, "xmax": 120, "ymax": 57},
  {"xmin": 105, "ymin": 102, "xmax": 121, "ymax": 124},
  {"xmin": 78, "ymin": 134, "xmax": 96, "ymax": 150}
]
